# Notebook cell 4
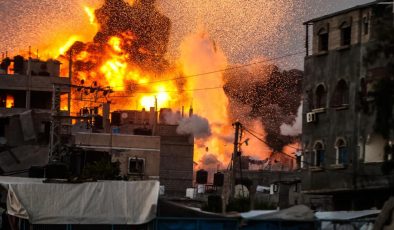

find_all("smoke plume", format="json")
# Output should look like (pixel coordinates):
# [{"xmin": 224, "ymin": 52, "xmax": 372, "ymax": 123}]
[
  {"xmin": 176, "ymin": 115, "xmax": 211, "ymax": 139},
  {"xmin": 224, "ymin": 64, "xmax": 303, "ymax": 152},
  {"xmin": 280, "ymin": 103, "xmax": 303, "ymax": 136},
  {"xmin": 69, "ymin": 0, "xmax": 171, "ymax": 80},
  {"xmin": 93, "ymin": 0, "xmax": 171, "ymax": 72}
]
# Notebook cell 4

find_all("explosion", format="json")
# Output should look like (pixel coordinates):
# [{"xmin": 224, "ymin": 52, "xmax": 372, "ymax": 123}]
[
  {"xmin": 62, "ymin": 0, "xmax": 183, "ymax": 112},
  {"xmin": 3, "ymin": 0, "xmax": 304, "ymax": 168}
]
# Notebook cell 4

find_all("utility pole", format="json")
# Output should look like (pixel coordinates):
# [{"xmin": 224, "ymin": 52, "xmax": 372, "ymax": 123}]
[
  {"xmin": 49, "ymin": 84, "xmax": 62, "ymax": 162},
  {"xmin": 68, "ymin": 50, "xmax": 73, "ymax": 114},
  {"xmin": 231, "ymin": 121, "xmax": 242, "ymax": 197},
  {"xmin": 48, "ymin": 83, "xmax": 113, "ymax": 162}
]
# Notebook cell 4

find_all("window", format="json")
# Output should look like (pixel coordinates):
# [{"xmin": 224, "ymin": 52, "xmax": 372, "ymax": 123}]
[
  {"xmin": 363, "ymin": 17, "xmax": 369, "ymax": 35},
  {"xmin": 315, "ymin": 84, "xmax": 327, "ymax": 109},
  {"xmin": 318, "ymin": 28, "xmax": 329, "ymax": 52},
  {"xmin": 340, "ymin": 22, "xmax": 351, "ymax": 46},
  {"xmin": 313, "ymin": 142, "xmax": 325, "ymax": 167},
  {"xmin": 336, "ymin": 139, "xmax": 348, "ymax": 165},
  {"xmin": 128, "ymin": 157, "xmax": 145, "ymax": 174},
  {"xmin": 331, "ymin": 79, "xmax": 349, "ymax": 107}
]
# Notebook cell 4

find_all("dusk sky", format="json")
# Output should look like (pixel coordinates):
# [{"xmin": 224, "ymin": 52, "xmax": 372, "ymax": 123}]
[{"xmin": 0, "ymin": 0, "xmax": 373, "ymax": 69}]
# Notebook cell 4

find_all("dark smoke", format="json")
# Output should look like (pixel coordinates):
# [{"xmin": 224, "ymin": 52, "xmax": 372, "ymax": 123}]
[
  {"xmin": 223, "ymin": 64, "xmax": 303, "ymax": 152},
  {"xmin": 94, "ymin": 0, "xmax": 170, "ymax": 71},
  {"xmin": 70, "ymin": 0, "xmax": 171, "ymax": 74}
]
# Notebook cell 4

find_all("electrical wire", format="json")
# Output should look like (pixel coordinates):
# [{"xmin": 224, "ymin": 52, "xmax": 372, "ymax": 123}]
[
  {"xmin": 109, "ymin": 50, "xmax": 305, "ymax": 89},
  {"xmin": 245, "ymin": 127, "xmax": 301, "ymax": 151}
]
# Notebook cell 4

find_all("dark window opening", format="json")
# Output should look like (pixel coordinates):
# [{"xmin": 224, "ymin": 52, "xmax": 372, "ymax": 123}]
[
  {"xmin": 31, "ymin": 91, "xmax": 52, "ymax": 109},
  {"xmin": 363, "ymin": 17, "xmax": 369, "ymax": 35},
  {"xmin": 0, "ymin": 118, "xmax": 8, "ymax": 137},
  {"xmin": 336, "ymin": 139, "xmax": 348, "ymax": 164},
  {"xmin": 0, "ymin": 90, "xmax": 26, "ymax": 108},
  {"xmin": 331, "ymin": 79, "xmax": 349, "ymax": 107},
  {"xmin": 315, "ymin": 84, "xmax": 327, "ymax": 109},
  {"xmin": 128, "ymin": 158, "xmax": 145, "ymax": 174},
  {"xmin": 314, "ymin": 142, "xmax": 325, "ymax": 167},
  {"xmin": 341, "ymin": 25, "xmax": 351, "ymax": 46},
  {"xmin": 318, "ymin": 30, "xmax": 329, "ymax": 52}
]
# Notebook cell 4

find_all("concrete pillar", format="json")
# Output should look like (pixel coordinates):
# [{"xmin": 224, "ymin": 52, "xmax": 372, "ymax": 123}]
[{"xmin": 103, "ymin": 103, "xmax": 110, "ymax": 133}]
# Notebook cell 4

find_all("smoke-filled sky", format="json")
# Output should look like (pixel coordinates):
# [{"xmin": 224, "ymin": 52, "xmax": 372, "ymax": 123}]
[{"xmin": 0, "ymin": 0, "xmax": 373, "ymax": 69}]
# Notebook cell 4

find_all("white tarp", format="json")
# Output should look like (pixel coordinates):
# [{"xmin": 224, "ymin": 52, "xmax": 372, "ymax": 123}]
[
  {"xmin": 245, "ymin": 205, "xmax": 315, "ymax": 221},
  {"xmin": 0, "ymin": 176, "xmax": 159, "ymax": 225},
  {"xmin": 315, "ymin": 210, "xmax": 381, "ymax": 220}
]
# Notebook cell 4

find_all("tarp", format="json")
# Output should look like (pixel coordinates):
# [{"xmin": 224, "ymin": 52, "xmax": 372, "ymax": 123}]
[
  {"xmin": 19, "ymin": 110, "xmax": 36, "ymax": 141},
  {"xmin": 245, "ymin": 205, "xmax": 315, "ymax": 221},
  {"xmin": 315, "ymin": 210, "xmax": 381, "ymax": 220},
  {"xmin": 0, "ymin": 176, "xmax": 159, "ymax": 225}
]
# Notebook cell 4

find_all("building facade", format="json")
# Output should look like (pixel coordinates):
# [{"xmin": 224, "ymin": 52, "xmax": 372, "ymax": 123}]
[
  {"xmin": 301, "ymin": 1, "xmax": 394, "ymax": 210},
  {"xmin": 0, "ymin": 56, "xmax": 70, "ymax": 175}
]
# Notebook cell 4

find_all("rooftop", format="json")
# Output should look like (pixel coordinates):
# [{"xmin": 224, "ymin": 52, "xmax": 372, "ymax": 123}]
[{"xmin": 303, "ymin": 1, "xmax": 378, "ymax": 24}]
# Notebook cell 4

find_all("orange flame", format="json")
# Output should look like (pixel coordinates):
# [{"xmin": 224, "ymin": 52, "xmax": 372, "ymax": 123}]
[{"xmin": 5, "ymin": 95, "xmax": 14, "ymax": 108}]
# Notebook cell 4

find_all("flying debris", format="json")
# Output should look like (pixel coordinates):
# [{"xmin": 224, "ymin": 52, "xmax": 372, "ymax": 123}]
[{"xmin": 224, "ymin": 64, "xmax": 303, "ymax": 152}]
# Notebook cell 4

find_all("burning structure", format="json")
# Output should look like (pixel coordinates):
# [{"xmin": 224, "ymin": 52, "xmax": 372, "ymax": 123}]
[
  {"xmin": 0, "ymin": 0, "xmax": 307, "ymax": 192},
  {"xmin": 0, "ymin": 56, "xmax": 70, "ymax": 175}
]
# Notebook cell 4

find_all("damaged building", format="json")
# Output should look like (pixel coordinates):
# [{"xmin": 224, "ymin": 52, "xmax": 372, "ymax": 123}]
[
  {"xmin": 0, "ymin": 56, "xmax": 70, "ymax": 175},
  {"xmin": 73, "ymin": 107, "xmax": 194, "ymax": 196},
  {"xmin": 302, "ymin": 1, "xmax": 394, "ymax": 210}
]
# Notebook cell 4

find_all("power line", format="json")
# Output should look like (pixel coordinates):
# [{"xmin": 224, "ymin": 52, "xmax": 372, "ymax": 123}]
[
  {"xmin": 108, "ymin": 50, "xmax": 305, "ymax": 89},
  {"xmin": 242, "ymin": 126, "xmax": 363, "ymax": 176},
  {"xmin": 245, "ymin": 126, "xmax": 301, "ymax": 151}
]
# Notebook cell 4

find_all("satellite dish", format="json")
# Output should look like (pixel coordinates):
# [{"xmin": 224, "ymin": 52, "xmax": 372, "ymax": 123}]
[
  {"xmin": 0, "ymin": 137, "xmax": 7, "ymax": 145},
  {"xmin": 121, "ymin": 113, "xmax": 128, "ymax": 119}
]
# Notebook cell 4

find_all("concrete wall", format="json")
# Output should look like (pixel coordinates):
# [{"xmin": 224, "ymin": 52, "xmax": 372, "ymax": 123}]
[
  {"xmin": 74, "ymin": 133, "xmax": 161, "ymax": 180},
  {"xmin": 112, "ymin": 150, "xmax": 160, "ymax": 179},
  {"xmin": 312, "ymin": 7, "xmax": 372, "ymax": 55},
  {"xmin": 365, "ymin": 133, "xmax": 385, "ymax": 163},
  {"xmin": 156, "ymin": 125, "xmax": 194, "ymax": 196},
  {"xmin": 0, "ymin": 74, "xmax": 70, "ymax": 92},
  {"xmin": 74, "ymin": 132, "xmax": 160, "ymax": 150},
  {"xmin": 1, "ymin": 110, "xmax": 51, "ymax": 146},
  {"xmin": 302, "ymin": 4, "xmax": 394, "ymax": 208}
]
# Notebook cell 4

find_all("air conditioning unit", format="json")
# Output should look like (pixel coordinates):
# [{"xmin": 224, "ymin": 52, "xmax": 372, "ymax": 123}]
[{"xmin": 306, "ymin": 112, "xmax": 317, "ymax": 123}]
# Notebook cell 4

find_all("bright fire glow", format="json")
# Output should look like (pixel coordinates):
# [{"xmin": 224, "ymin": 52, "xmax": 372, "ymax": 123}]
[
  {"xmin": 108, "ymin": 37, "xmax": 122, "ymax": 53},
  {"xmin": 58, "ymin": 36, "xmax": 80, "ymax": 57},
  {"xmin": 5, "ymin": 95, "xmax": 14, "ymax": 108},
  {"xmin": 84, "ymin": 6, "xmax": 96, "ymax": 25}
]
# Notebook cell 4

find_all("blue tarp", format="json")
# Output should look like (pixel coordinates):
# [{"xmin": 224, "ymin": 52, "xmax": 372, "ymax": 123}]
[{"xmin": 155, "ymin": 218, "xmax": 239, "ymax": 230}]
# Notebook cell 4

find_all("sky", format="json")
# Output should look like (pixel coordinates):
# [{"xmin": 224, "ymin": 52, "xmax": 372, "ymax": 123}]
[{"xmin": 0, "ymin": 0, "xmax": 373, "ymax": 69}]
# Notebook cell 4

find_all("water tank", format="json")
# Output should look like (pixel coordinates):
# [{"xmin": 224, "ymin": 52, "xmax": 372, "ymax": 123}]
[
  {"xmin": 207, "ymin": 195, "xmax": 222, "ymax": 213},
  {"xmin": 45, "ymin": 163, "xmax": 68, "ymax": 179},
  {"xmin": 111, "ymin": 111, "xmax": 121, "ymax": 126},
  {"xmin": 93, "ymin": 115, "xmax": 103, "ymax": 129},
  {"xmin": 13, "ymin": 55, "xmax": 25, "ymax": 74},
  {"xmin": 29, "ymin": 166, "xmax": 45, "ymax": 178},
  {"xmin": 213, "ymin": 172, "xmax": 224, "ymax": 187},
  {"xmin": 196, "ymin": 169, "xmax": 208, "ymax": 184}
]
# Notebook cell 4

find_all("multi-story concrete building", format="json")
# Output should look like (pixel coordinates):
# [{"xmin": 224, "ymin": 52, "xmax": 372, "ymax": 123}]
[
  {"xmin": 0, "ymin": 56, "xmax": 70, "ymax": 175},
  {"xmin": 73, "ymin": 108, "xmax": 194, "ymax": 196},
  {"xmin": 301, "ymin": 1, "xmax": 394, "ymax": 210}
]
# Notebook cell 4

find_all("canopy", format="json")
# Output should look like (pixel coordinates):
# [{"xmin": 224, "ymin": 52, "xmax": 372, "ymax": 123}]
[{"xmin": 0, "ymin": 176, "xmax": 159, "ymax": 225}]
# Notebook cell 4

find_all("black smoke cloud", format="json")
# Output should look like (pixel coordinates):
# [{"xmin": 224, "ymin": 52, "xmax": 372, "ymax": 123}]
[
  {"xmin": 223, "ymin": 65, "xmax": 303, "ymax": 152},
  {"xmin": 94, "ymin": 0, "xmax": 170, "ymax": 72},
  {"xmin": 70, "ymin": 0, "xmax": 171, "ymax": 74}
]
